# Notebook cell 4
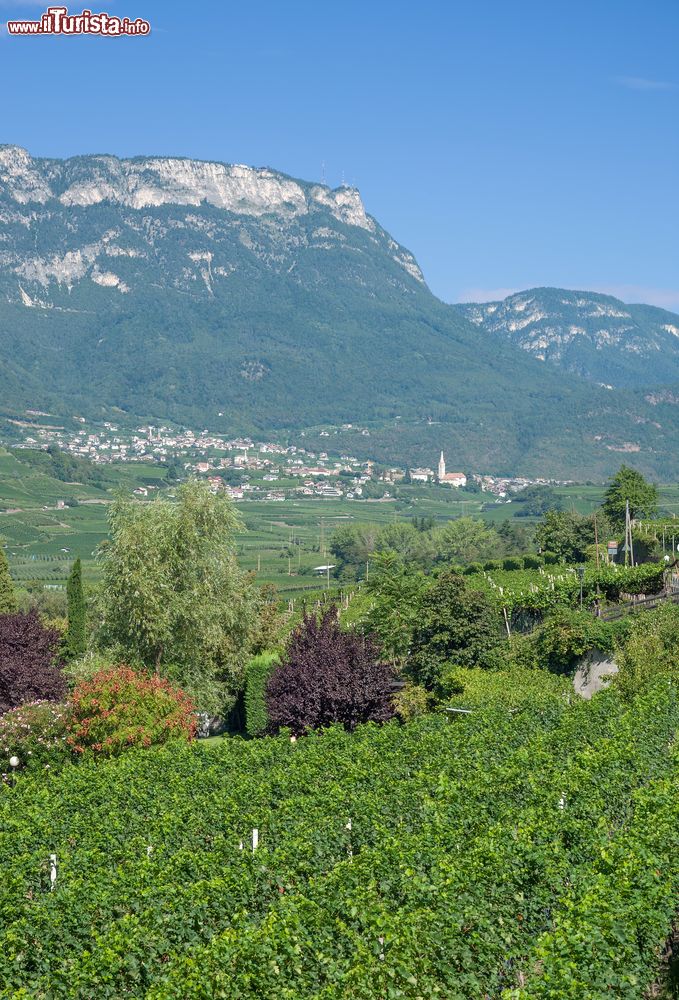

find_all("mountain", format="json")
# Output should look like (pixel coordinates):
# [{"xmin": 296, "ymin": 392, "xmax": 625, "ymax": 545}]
[
  {"xmin": 1, "ymin": 146, "xmax": 679, "ymax": 479},
  {"xmin": 455, "ymin": 288, "xmax": 679, "ymax": 389}
]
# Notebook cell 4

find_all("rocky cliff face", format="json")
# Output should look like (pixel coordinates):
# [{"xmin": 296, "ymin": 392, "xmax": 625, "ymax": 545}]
[
  {"xmin": 456, "ymin": 288, "xmax": 679, "ymax": 388},
  {"xmin": 0, "ymin": 145, "xmax": 423, "ymax": 304}
]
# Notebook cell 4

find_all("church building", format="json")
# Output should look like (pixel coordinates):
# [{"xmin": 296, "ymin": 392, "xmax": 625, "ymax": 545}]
[{"xmin": 437, "ymin": 452, "xmax": 467, "ymax": 488}]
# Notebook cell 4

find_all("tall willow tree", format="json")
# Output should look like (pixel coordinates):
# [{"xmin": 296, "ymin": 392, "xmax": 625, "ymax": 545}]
[
  {"xmin": 97, "ymin": 481, "xmax": 258, "ymax": 715},
  {"xmin": 0, "ymin": 542, "xmax": 17, "ymax": 615},
  {"xmin": 63, "ymin": 558, "xmax": 87, "ymax": 660}
]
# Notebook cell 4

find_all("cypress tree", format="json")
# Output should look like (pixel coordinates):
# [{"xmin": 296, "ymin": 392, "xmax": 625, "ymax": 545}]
[
  {"xmin": 64, "ymin": 557, "xmax": 87, "ymax": 660},
  {"xmin": 0, "ymin": 543, "xmax": 17, "ymax": 615}
]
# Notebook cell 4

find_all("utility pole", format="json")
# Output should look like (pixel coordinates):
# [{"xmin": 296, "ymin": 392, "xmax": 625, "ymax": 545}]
[{"xmin": 624, "ymin": 500, "xmax": 635, "ymax": 567}]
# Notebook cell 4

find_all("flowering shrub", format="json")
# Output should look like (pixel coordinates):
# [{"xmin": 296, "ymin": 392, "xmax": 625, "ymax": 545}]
[
  {"xmin": 68, "ymin": 667, "xmax": 197, "ymax": 757},
  {"xmin": 0, "ymin": 700, "xmax": 72, "ymax": 779}
]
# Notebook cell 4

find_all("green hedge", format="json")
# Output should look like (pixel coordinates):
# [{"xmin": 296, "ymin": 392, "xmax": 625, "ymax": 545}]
[{"xmin": 244, "ymin": 652, "xmax": 279, "ymax": 737}]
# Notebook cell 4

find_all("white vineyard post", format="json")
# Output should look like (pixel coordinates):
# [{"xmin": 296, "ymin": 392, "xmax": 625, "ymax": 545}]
[
  {"xmin": 252, "ymin": 828, "xmax": 259, "ymax": 853},
  {"xmin": 49, "ymin": 853, "xmax": 57, "ymax": 890}
]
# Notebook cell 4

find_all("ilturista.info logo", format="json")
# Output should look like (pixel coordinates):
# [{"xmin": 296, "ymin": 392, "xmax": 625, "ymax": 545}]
[{"xmin": 7, "ymin": 6, "xmax": 150, "ymax": 35}]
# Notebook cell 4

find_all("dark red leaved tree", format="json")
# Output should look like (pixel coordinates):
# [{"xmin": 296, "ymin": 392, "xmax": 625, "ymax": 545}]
[
  {"xmin": 0, "ymin": 610, "xmax": 65, "ymax": 713},
  {"xmin": 266, "ymin": 607, "xmax": 394, "ymax": 735}
]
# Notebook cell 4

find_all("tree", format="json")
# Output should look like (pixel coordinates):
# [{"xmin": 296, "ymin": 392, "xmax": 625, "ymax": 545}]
[
  {"xmin": 97, "ymin": 480, "xmax": 258, "ymax": 715},
  {"xmin": 266, "ymin": 608, "xmax": 394, "ymax": 735},
  {"xmin": 330, "ymin": 523, "xmax": 380, "ymax": 578},
  {"xmin": 362, "ymin": 552, "xmax": 428, "ymax": 665},
  {"xmin": 535, "ymin": 510, "xmax": 597, "ymax": 564},
  {"xmin": 63, "ymin": 558, "xmax": 87, "ymax": 661},
  {"xmin": 0, "ymin": 610, "xmax": 65, "ymax": 713},
  {"xmin": 433, "ymin": 517, "xmax": 501, "ymax": 566},
  {"xmin": 0, "ymin": 542, "xmax": 17, "ymax": 615},
  {"xmin": 512, "ymin": 485, "xmax": 564, "ymax": 517},
  {"xmin": 408, "ymin": 572, "xmax": 502, "ymax": 689},
  {"xmin": 602, "ymin": 465, "xmax": 658, "ymax": 528},
  {"xmin": 376, "ymin": 522, "xmax": 436, "ymax": 570},
  {"xmin": 250, "ymin": 583, "xmax": 286, "ymax": 655}
]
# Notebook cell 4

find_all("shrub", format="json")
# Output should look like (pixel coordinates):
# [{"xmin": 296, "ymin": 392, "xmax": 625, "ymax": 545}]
[
  {"xmin": 0, "ymin": 701, "xmax": 72, "ymax": 778},
  {"xmin": 502, "ymin": 556, "xmax": 523, "ymax": 571},
  {"xmin": 244, "ymin": 652, "xmax": 279, "ymax": 736},
  {"xmin": 408, "ymin": 573, "xmax": 502, "ymax": 689},
  {"xmin": 68, "ymin": 667, "xmax": 197, "ymax": 756},
  {"xmin": 266, "ymin": 609, "xmax": 394, "ymax": 735},
  {"xmin": 522, "ymin": 554, "xmax": 543, "ymax": 569},
  {"xmin": 615, "ymin": 602, "xmax": 679, "ymax": 701},
  {"xmin": 61, "ymin": 650, "xmax": 118, "ymax": 689},
  {"xmin": 542, "ymin": 550, "xmax": 559, "ymax": 565},
  {"xmin": 392, "ymin": 683, "xmax": 432, "ymax": 721},
  {"xmin": 463, "ymin": 562, "xmax": 483, "ymax": 575},
  {"xmin": 483, "ymin": 559, "xmax": 501, "ymax": 571},
  {"xmin": 532, "ymin": 607, "xmax": 614, "ymax": 675},
  {"xmin": 0, "ymin": 610, "xmax": 65, "ymax": 713}
]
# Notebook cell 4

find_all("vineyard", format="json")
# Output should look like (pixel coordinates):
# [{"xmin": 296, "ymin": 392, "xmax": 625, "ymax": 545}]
[
  {"xmin": 469, "ymin": 562, "xmax": 667, "ymax": 615},
  {"xmin": 1, "ymin": 670, "xmax": 678, "ymax": 998}
]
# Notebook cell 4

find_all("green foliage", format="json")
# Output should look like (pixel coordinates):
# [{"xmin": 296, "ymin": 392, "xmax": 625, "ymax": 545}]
[
  {"xmin": 329, "ymin": 522, "xmax": 379, "ymax": 578},
  {"xmin": 391, "ymin": 683, "xmax": 432, "ymax": 721},
  {"xmin": 433, "ymin": 516, "xmax": 501, "ymax": 566},
  {"xmin": 68, "ymin": 666, "xmax": 197, "ymax": 757},
  {"xmin": 244, "ymin": 652, "xmax": 279, "ymax": 737},
  {"xmin": 62, "ymin": 558, "xmax": 86, "ymax": 661},
  {"xmin": 358, "ymin": 551, "xmax": 428, "ymax": 664},
  {"xmin": 513, "ymin": 692, "xmax": 679, "ymax": 998},
  {"xmin": 614, "ymin": 602, "xmax": 679, "ymax": 701},
  {"xmin": 502, "ymin": 556, "xmax": 524, "ymax": 570},
  {"xmin": 477, "ymin": 561, "xmax": 665, "ymax": 615},
  {"xmin": 249, "ymin": 584, "xmax": 286, "ymax": 656},
  {"xmin": 463, "ymin": 561, "xmax": 484, "ymax": 574},
  {"xmin": 531, "ymin": 607, "xmax": 616, "ymax": 675},
  {"xmin": 602, "ymin": 464, "xmax": 659, "ymax": 527},
  {"xmin": 11, "ymin": 444, "xmax": 110, "ymax": 488},
  {"xmin": 535, "ymin": 510, "xmax": 601, "ymax": 563},
  {"xmin": 0, "ymin": 701, "xmax": 72, "ymax": 776},
  {"xmin": 1, "ymin": 673, "xmax": 677, "ymax": 996},
  {"xmin": 0, "ymin": 541, "xmax": 17, "ymax": 615},
  {"xmin": 512, "ymin": 484, "xmax": 565, "ymax": 517},
  {"xmin": 97, "ymin": 480, "xmax": 258, "ymax": 715},
  {"xmin": 408, "ymin": 571, "xmax": 502, "ymax": 688}
]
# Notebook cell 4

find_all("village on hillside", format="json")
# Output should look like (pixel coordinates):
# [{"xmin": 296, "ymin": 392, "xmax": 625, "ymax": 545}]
[{"xmin": 6, "ymin": 416, "xmax": 571, "ymax": 503}]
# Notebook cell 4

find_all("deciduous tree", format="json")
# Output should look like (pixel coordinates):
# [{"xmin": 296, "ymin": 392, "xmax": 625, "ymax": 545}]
[
  {"xmin": 602, "ymin": 465, "xmax": 658, "ymax": 528},
  {"xmin": 97, "ymin": 480, "xmax": 257, "ymax": 715},
  {"xmin": 408, "ymin": 572, "xmax": 501, "ymax": 689},
  {"xmin": 0, "ymin": 610, "xmax": 64, "ymax": 713},
  {"xmin": 266, "ymin": 608, "xmax": 393, "ymax": 734}
]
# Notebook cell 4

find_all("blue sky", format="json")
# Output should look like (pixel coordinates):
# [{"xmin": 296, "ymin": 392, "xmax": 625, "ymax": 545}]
[{"xmin": 1, "ymin": 0, "xmax": 677, "ymax": 308}]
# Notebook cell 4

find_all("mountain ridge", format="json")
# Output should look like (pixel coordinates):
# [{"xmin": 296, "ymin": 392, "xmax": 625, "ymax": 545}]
[
  {"xmin": 454, "ymin": 287, "xmax": 679, "ymax": 389},
  {"xmin": 1, "ymin": 147, "xmax": 679, "ymax": 479}
]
